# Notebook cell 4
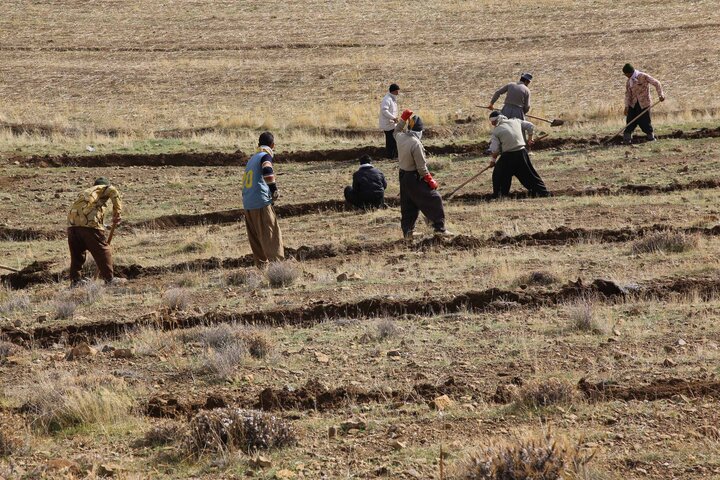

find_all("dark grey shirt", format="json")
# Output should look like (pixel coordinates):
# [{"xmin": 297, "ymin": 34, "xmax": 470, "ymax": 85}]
[{"xmin": 491, "ymin": 82, "xmax": 531, "ymax": 113}]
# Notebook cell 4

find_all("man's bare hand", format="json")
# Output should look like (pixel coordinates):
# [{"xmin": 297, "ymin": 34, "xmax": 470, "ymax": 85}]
[
  {"xmin": 112, "ymin": 214, "xmax": 122, "ymax": 225},
  {"xmin": 489, "ymin": 159, "xmax": 496, "ymax": 168}
]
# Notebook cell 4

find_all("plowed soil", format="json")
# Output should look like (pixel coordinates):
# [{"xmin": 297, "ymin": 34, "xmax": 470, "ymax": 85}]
[
  {"xmin": 4, "ymin": 273, "xmax": 717, "ymax": 347},
  {"xmin": 579, "ymin": 377, "xmax": 720, "ymax": 401},
  {"xmin": 13, "ymin": 125, "xmax": 720, "ymax": 168}
]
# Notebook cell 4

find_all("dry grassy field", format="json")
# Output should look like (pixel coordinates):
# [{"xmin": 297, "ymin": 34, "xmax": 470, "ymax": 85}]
[{"xmin": 2, "ymin": 1, "xmax": 720, "ymax": 479}]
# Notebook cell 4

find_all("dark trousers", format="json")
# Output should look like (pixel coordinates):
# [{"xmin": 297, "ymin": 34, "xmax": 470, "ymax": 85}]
[
  {"xmin": 492, "ymin": 149, "xmax": 550, "ymax": 198},
  {"xmin": 624, "ymin": 101, "xmax": 653, "ymax": 136},
  {"xmin": 344, "ymin": 186, "xmax": 384, "ymax": 209},
  {"xmin": 68, "ymin": 226, "xmax": 113, "ymax": 282},
  {"xmin": 384, "ymin": 130, "xmax": 397, "ymax": 159},
  {"xmin": 399, "ymin": 170, "xmax": 445, "ymax": 235}
]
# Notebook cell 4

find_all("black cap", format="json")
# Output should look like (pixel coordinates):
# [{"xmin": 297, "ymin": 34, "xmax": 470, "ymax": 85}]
[
  {"xmin": 359, "ymin": 154, "xmax": 372, "ymax": 165},
  {"xmin": 389, "ymin": 83, "xmax": 400, "ymax": 93},
  {"xmin": 489, "ymin": 110, "xmax": 500, "ymax": 119},
  {"xmin": 520, "ymin": 72, "xmax": 533, "ymax": 82},
  {"xmin": 409, "ymin": 115, "xmax": 424, "ymax": 132}
]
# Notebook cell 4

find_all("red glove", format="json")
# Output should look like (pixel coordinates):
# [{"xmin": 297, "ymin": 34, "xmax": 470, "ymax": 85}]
[
  {"xmin": 423, "ymin": 173, "xmax": 438, "ymax": 190},
  {"xmin": 400, "ymin": 109, "xmax": 413, "ymax": 121}
]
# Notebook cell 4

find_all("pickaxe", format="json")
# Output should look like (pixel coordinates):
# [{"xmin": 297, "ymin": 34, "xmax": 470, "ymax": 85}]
[{"xmin": 482, "ymin": 105, "xmax": 565, "ymax": 126}]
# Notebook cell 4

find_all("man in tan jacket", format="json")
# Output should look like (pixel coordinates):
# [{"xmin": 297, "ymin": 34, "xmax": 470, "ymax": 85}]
[
  {"xmin": 67, "ymin": 177, "xmax": 124, "ymax": 286},
  {"xmin": 394, "ymin": 109, "xmax": 450, "ymax": 238}
]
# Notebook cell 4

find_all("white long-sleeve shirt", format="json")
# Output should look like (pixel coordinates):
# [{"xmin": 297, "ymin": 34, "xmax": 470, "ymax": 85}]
[{"xmin": 378, "ymin": 92, "xmax": 398, "ymax": 131}]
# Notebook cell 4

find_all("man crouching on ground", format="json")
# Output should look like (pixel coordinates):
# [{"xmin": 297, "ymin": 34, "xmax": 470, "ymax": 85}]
[
  {"xmin": 67, "ymin": 177, "xmax": 125, "ymax": 287},
  {"xmin": 488, "ymin": 110, "xmax": 550, "ymax": 198},
  {"xmin": 242, "ymin": 131, "xmax": 285, "ymax": 269},
  {"xmin": 344, "ymin": 154, "xmax": 387, "ymax": 210},
  {"xmin": 394, "ymin": 109, "xmax": 452, "ymax": 239}
]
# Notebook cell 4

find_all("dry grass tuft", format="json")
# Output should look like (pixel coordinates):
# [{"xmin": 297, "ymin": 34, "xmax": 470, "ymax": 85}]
[
  {"xmin": 0, "ymin": 431, "xmax": 20, "ymax": 457},
  {"xmin": 225, "ymin": 269, "xmax": 262, "ymax": 288},
  {"xmin": 54, "ymin": 299, "xmax": 77, "ymax": 320},
  {"xmin": 0, "ymin": 340, "xmax": 17, "ymax": 361},
  {"xmin": 454, "ymin": 432, "xmax": 594, "ymax": 480},
  {"xmin": 181, "ymin": 324, "xmax": 236, "ymax": 349},
  {"xmin": 266, "ymin": 261, "xmax": 299, "ymax": 288},
  {"xmin": 179, "ymin": 239, "xmax": 212, "ymax": 254},
  {"xmin": 515, "ymin": 378, "xmax": 578, "ymax": 409},
  {"xmin": 631, "ymin": 231, "xmax": 700, "ymax": 254},
  {"xmin": 0, "ymin": 290, "xmax": 31, "ymax": 314},
  {"xmin": 139, "ymin": 421, "xmax": 186, "ymax": 447},
  {"xmin": 513, "ymin": 271, "xmax": 560, "ymax": 287},
  {"xmin": 163, "ymin": 288, "xmax": 191, "ymax": 311},
  {"xmin": 130, "ymin": 326, "xmax": 180, "ymax": 357},
  {"xmin": 239, "ymin": 328, "xmax": 274, "ymax": 359},
  {"xmin": 187, "ymin": 408, "xmax": 296, "ymax": 456},
  {"xmin": 376, "ymin": 319, "xmax": 400, "ymax": 340},
  {"xmin": 566, "ymin": 298, "xmax": 607, "ymax": 334},
  {"xmin": 204, "ymin": 342, "xmax": 247, "ymax": 378},
  {"xmin": 20, "ymin": 371, "xmax": 135, "ymax": 433}
]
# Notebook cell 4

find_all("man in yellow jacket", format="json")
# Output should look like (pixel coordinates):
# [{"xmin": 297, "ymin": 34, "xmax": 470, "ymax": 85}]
[{"xmin": 67, "ymin": 177, "xmax": 124, "ymax": 286}]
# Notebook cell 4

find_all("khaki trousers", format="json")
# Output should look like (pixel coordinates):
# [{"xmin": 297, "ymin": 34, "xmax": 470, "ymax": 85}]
[{"xmin": 244, "ymin": 205, "xmax": 284, "ymax": 268}]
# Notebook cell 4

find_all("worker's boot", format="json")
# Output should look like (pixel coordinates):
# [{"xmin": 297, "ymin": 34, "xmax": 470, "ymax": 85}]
[
  {"xmin": 646, "ymin": 133, "xmax": 656, "ymax": 142},
  {"xmin": 622, "ymin": 132, "xmax": 632, "ymax": 145},
  {"xmin": 434, "ymin": 229, "xmax": 455, "ymax": 237}
]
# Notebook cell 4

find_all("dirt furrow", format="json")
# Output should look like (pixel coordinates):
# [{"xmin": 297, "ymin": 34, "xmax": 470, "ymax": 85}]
[
  {"xmin": 4, "ymin": 225, "xmax": 720, "ymax": 290},
  {"xmin": 3, "ymin": 273, "xmax": 718, "ymax": 347},
  {"xmin": 12, "ymin": 125, "xmax": 720, "ymax": 168},
  {"xmin": 579, "ymin": 378, "xmax": 720, "ymax": 401},
  {"xmin": 132, "ymin": 179, "xmax": 720, "ymax": 230}
]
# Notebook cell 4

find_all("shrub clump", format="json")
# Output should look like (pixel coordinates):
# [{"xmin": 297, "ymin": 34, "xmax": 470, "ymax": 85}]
[
  {"xmin": 225, "ymin": 270, "xmax": 262, "ymax": 288},
  {"xmin": 266, "ymin": 261, "xmax": 299, "ymax": 288},
  {"xmin": 0, "ymin": 340, "xmax": 17, "ymax": 362},
  {"xmin": 187, "ymin": 408, "xmax": 296, "ymax": 456},
  {"xmin": 163, "ymin": 288, "xmax": 191, "ymax": 311},
  {"xmin": 0, "ymin": 431, "xmax": 20, "ymax": 457},
  {"xmin": 631, "ymin": 231, "xmax": 699, "ymax": 254},
  {"xmin": 513, "ymin": 271, "xmax": 559, "ymax": 287},
  {"xmin": 454, "ymin": 432, "xmax": 594, "ymax": 480},
  {"xmin": 515, "ymin": 378, "xmax": 577, "ymax": 409},
  {"xmin": 204, "ymin": 341, "xmax": 247, "ymax": 378},
  {"xmin": 181, "ymin": 323, "xmax": 236, "ymax": 349}
]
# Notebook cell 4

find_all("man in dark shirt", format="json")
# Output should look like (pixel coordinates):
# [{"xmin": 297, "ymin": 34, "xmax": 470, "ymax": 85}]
[{"xmin": 344, "ymin": 154, "xmax": 387, "ymax": 209}]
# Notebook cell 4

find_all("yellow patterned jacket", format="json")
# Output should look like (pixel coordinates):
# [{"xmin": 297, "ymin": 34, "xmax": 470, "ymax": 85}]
[{"xmin": 67, "ymin": 185, "xmax": 123, "ymax": 230}]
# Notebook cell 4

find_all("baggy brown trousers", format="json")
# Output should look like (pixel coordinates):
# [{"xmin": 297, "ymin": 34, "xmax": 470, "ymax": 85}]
[
  {"xmin": 244, "ymin": 205, "xmax": 284, "ymax": 268},
  {"xmin": 68, "ymin": 226, "xmax": 114, "ymax": 281}
]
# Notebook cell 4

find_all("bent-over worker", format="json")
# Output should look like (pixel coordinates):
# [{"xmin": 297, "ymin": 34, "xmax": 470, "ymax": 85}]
[
  {"xmin": 489, "ymin": 73, "xmax": 532, "ymax": 120},
  {"xmin": 344, "ymin": 154, "xmax": 387, "ymax": 209},
  {"xmin": 488, "ymin": 111, "xmax": 550, "ymax": 198}
]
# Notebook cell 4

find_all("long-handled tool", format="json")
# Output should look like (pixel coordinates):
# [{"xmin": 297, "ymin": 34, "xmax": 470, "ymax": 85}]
[
  {"xmin": 482, "ymin": 105, "xmax": 565, "ymax": 126},
  {"xmin": 0, "ymin": 264, "xmax": 20, "ymax": 273},
  {"xmin": 107, "ymin": 221, "xmax": 117, "ymax": 245},
  {"xmin": 443, "ymin": 164, "xmax": 493, "ymax": 201},
  {"xmin": 602, "ymin": 99, "xmax": 662, "ymax": 145}
]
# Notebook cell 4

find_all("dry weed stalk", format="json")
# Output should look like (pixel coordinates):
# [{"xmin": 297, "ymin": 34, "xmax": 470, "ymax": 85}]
[{"xmin": 631, "ymin": 231, "xmax": 699, "ymax": 254}]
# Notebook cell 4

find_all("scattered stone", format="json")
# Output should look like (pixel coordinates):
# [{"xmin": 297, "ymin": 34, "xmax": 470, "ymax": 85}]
[
  {"xmin": 97, "ymin": 463, "xmax": 122, "ymax": 477},
  {"xmin": 328, "ymin": 426, "xmax": 337, "ymax": 439},
  {"xmin": 314, "ymin": 351, "xmax": 330, "ymax": 364},
  {"xmin": 275, "ymin": 469, "xmax": 296, "ymax": 479},
  {"xmin": 12, "ymin": 319, "xmax": 22, "ymax": 327},
  {"xmin": 676, "ymin": 338, "xmax": 687, "ymax": 347},
  {"xmin": 662, "ymin": 358, "xmax": 677, "ymax": 368},
  {"xmin": 386, "ymin": 349, "xmax": 401, "ymax": 357},
  {"xmin": 101, "ymin": 345, "xmax": 115, "ymax": 353},
  {"xmin": 65, "ymin": 342, "xmax": 97, "ymax": 360},
  {"xmin": 250, "ymin": 455, "xmax": 272, "ymax": 469},
  {"xmin": 612, "ymin": 328, "xmax": 621, "ymax": 336},
  {"xmin": 336, "ymin": 272, "xmax": 364, "ymax": 282},
  {"xmin": 390, "ymin": 439, "xmax": 407, "ymax": 451},
  {"xmin": 431, "ymin": 394, "xmax": 454, "ymax": 411},
  {"xmin": 112, "ymin": 348, "xmax": 134, "ymax": 359},
  {"xmin": 46, "ymin": 459, "xmax": 81, "ymax": 474},
  {"xmin": 340, "ymin": 418, "xmax": 367, "ymax": 431}
]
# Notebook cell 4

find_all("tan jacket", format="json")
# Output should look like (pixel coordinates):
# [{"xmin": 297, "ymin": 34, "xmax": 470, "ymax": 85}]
[
  {"xmin": 394, "ymin": 119, "xmax": 429, "ymax": 176},
  {"xmin": 67, "ymin": 185, "xmax": 123, "ymax": 230},
  {"xmin": 489, "ymin": 116, "xmax": 535, "ymax": 154}
]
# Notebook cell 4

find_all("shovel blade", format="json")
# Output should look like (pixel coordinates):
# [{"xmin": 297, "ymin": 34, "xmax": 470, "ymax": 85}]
[{"xmin": 550, "ymin": 119, "xmax": 564, "ymax": 127}]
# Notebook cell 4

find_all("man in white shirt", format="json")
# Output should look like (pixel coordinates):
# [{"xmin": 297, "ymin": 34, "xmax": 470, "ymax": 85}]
[{"xmin": 379, "ymin": 83, "xmax": 400, "ymax": 159}]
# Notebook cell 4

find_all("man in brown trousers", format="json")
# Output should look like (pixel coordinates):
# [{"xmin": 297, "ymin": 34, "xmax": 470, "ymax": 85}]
[
  {"xmin": 242, "ymin": 131, "xmax": 284, "ymax": 269},
  {"xmin": 67, "ymin": 177, "xmax": 125, "ymax": 286}
]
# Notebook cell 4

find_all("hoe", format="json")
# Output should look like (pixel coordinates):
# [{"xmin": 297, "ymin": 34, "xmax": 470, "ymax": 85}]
[{"xmin": 482, "ymin": 105, "xmax": 565, "ymax": 126}]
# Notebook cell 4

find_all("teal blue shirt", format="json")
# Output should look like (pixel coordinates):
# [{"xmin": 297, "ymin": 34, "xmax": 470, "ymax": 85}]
[{"xmin": 242, "ymin": 152, "xmax": 273, "ymax": 210}]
